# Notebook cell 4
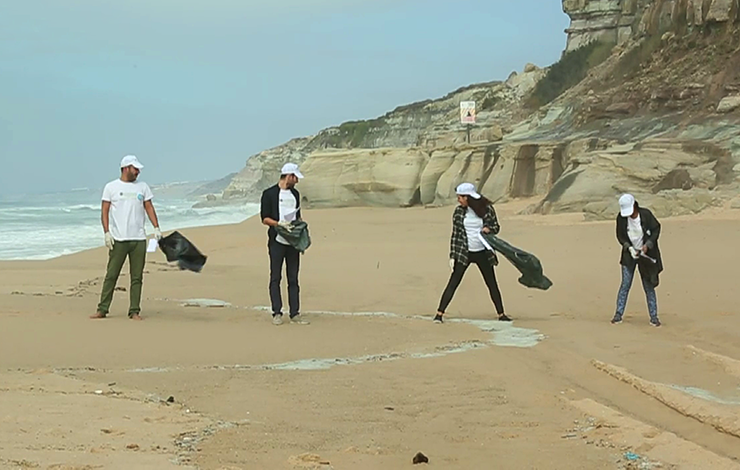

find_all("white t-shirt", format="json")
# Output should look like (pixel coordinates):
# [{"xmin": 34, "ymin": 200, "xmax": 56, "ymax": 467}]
[
  {"xmin": 627, "ymin": 215, "xmax": 644, "ymax": 251},
  {"xmin": 276, "ymin": 189, "xmax": 297, "ymax": 245},
  {"xmin": 464, "ymin": 208, "xmax": 486, "ymax": 252},
  {"xmin": 101, "ymin": 179, "xmax": 154, "ymax": 241}
]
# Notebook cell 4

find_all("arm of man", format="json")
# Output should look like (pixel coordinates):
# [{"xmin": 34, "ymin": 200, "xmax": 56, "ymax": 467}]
[
  {"xmin": 144, "ymin": 200, "xmax": 160, "ymax": 229},
  {"xmin": 101, "ymin": 201, "xmax": 111, "ymax": 233},
  {"xmin": 260, "ymin": 189, "xmax": 280, "ymax": 227}
]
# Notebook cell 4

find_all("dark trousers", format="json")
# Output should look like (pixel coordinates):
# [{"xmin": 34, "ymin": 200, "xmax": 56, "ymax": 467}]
[
  {"xmin": 438, "ymin": 250, "xmax": 505, "ymax": 315},
  {"xmin": 269, "ymin": 239, "xmax": 300, "ymax": 317}
]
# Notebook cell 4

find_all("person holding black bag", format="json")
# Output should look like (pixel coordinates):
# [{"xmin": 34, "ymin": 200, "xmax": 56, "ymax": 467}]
[
  {"xmin": 260, "ymin": 163, "xmax": 309, "ymax": 326},
  {"xmin": 434, "ymin": 183, "xmax": 511, "ymax": 324}
]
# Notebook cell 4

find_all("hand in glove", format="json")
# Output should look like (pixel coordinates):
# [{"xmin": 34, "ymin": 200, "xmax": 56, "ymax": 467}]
[
  {"xmin": 104, "ymin": 232, "xmax": 115, "ymax": 251},
  {"xmin": 153, "ymin": 227, "xmax": 162, "ymax": 240},
  {"xmin": 628, "ymin": 246, "xmax": 639, "ymax": 259},
  {"xmin": 277, "ymin": 221, "xmax": 293, "ymax": 232},
  {"xmin": 449, "ymin": 258, "xmax": 455, "ymax": 272}
]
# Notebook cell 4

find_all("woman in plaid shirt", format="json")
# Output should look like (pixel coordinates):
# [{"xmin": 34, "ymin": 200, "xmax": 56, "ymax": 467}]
[{"xmin": 434, "ymin": 183, "xmax": 511, "ymax": 324}]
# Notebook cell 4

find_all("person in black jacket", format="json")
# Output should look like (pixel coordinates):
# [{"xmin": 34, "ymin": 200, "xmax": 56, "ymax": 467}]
[
  {"xmin": 260, "ymin": 163, "xmax": 308, "ymax": 326},
  {"xmin": 611, "ymin": 194, "xmax": 663, "ymax": 327}
]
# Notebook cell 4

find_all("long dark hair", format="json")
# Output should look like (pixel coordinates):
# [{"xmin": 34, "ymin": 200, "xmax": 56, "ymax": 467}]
[{"xmin": 466, "ymin": 195, "xmax": 492, "ymax": 218}]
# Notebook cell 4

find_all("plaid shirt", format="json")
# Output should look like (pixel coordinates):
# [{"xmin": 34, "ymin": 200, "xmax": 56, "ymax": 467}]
[{"xmin": 449, "ymin": 204, "xmax": 500, "ymax": 266}]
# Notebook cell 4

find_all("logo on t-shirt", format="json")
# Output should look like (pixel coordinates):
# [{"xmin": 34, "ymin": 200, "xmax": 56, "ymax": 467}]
[{"xmin": 137, "ymin": 193, "xmax": 144, "ymax": 201}]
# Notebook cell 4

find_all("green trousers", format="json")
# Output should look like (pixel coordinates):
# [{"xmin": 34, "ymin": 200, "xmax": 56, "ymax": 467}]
[{"xmin": 97, "ymin": 240, "xmax": 147, "ymax": 316}]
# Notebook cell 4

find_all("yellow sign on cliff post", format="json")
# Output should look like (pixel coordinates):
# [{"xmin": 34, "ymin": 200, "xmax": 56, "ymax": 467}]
[
  {"xmin": 460, "ymin": 101, "xmax": 475, "ymax": 143},
  {"xmin": 460, "ymin": 101, "xmax": 476, "ymax": 124}
]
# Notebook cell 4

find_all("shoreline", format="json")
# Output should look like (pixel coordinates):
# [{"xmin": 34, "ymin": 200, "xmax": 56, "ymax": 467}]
[{"xmin": 4, "ymin": 198, "xmax": 740, "ymax": 263}]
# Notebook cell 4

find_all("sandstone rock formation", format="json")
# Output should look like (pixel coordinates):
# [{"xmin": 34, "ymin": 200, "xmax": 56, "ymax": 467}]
[
  {"xmin": 219, "ymin": 64, "xmax": 546, "ymax": 205},
  {"xmin": 562, "ymin": 0, "xmax": 740, "ymax": 52},
  {"xmin": 211, "ymin": 0, "xmax": 740, "ymax": 220}
]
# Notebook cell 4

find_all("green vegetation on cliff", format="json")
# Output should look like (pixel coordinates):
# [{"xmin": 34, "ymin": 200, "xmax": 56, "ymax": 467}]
[{"xmin": 527, "ymin": 40, "xmax": 613, "ymax": 108}]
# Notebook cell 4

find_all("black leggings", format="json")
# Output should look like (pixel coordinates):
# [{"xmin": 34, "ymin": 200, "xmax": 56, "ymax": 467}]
[{"xmin": 438, "ymin": 251, "xmax": 505, "ymax": 315}]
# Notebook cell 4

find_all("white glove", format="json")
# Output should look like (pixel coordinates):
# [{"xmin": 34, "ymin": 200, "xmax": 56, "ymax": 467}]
[
  {"xmin": 104, "ymin": 232, "xmax": 115, "ymax": 251},
  {"xmin": 153, "ymin": 227, "xmax": 162, "ymax": 240},
  {"xmin": 277, "ymin": 221, "xmax": 293, "ymax": 232},
  {"xmin": 628, "ymin": 247, "xmax": 639, "ymax": 259},
  {"xmin": 449, "ymin": 258, "xmax": 455, "ymax": 272}
]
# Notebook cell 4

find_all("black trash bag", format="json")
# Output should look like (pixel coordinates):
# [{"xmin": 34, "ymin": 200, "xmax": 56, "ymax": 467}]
[
  {"xmin": 274, "ymin": 220, "xmax": 312, "ymax": 254},
  {"xmin": 480, "ymin": 233, "xmax": 553, "ymax": 290},
  {"xmin": 157, "ymin": 231, "xmax": 207, "ymax": 273}
]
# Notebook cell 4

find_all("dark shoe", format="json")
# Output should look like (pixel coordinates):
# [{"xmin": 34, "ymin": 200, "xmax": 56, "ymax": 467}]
[
  {"xmin": 650, "ymin": 318, "xmax": 661, "ymax": 327},
  {"xmin": 433, "ymin": 314, "xmax": 444, "ymax": 324},
  {"xmin": 498, "ymin": 314, "xmax": 512, "ymax": 322},
  {"xmin": 611, "ymin": 314, "xmax": 623, "ymax": 324}
]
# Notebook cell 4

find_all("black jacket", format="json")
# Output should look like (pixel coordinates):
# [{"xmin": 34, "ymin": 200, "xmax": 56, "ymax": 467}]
[
  {"xmin": 616, "ymin": 207, "xmax": 663, "ymax": 287},
  {"xmin": 260, "ymin": 184, "xmax": 301, "ymax": 242}
]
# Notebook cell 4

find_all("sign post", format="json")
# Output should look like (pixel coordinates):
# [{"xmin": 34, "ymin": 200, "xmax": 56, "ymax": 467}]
[{"xmin": 460, "ymin": 101, "xmax": 476, "ymax": 143}]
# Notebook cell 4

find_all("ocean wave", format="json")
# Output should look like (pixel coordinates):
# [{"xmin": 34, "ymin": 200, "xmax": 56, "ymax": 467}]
[{"xmin": 0, "ymin": 199, "xmax": 260, "ymax": 260}]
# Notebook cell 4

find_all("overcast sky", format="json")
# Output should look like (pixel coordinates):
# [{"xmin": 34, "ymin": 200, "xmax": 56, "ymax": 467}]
[{"xmin": 0, "ymin": 0, "xmax": 569, "ymax": 195}]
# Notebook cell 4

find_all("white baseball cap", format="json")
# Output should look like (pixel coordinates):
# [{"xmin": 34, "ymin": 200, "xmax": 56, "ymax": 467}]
[
  {"xmin": 619, "ymin": 193, "xmax": 635, "ymax": 217},
  {"xmin": 456, "ymin": 182, "xmax": 481, "ymax": 199},
  {"xmin": 281, "ymin": 162, "xmax": 304, "ymax": 179},
  {"xmin": 120, "ymin": 155, "xmax": 144, "ymax": 169}
]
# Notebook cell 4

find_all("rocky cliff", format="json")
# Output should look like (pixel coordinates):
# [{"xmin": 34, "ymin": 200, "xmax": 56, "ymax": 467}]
[{"xmin": 212, "ymin": 0, "xmax": 740, "ymax": 219}]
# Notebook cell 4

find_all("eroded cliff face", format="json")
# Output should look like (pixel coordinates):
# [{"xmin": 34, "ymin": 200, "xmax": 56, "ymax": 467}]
[
  {"xmin": 216, "ymin": 64, "xmax": 546, "ymax": 205},
  {"xmin": 207, "ymin": 0, "xmax": 740, "ymax": 219},
  {"xmin": 562, "ymin": 0, "xmax": 740, "ymax": 52}
]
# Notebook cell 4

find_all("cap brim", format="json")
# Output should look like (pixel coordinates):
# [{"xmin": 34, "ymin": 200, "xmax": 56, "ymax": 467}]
[
  {"xmin": 293, "ymin": 171, "xmax": 304, "ymax": 179},
  {"xmin": 469, "ymin": 192, "xmax": 481, "ymax": 199},
  {"xmin": 620, "ymin": 207, "xmax": 632, "ymax": 217}
]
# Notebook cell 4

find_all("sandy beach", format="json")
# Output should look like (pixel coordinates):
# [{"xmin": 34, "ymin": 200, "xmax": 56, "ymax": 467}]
[{"xmin": 2, "ymin": 203, "xmax": 740, "ymax": 469}]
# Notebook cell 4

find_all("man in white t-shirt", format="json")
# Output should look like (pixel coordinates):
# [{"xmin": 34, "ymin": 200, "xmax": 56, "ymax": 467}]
[
  {"xmin": 260, "ymin": 162, "xmax": 308, "ymax": 326},
  {"xmin": 91, "ymin": 155, "xmax": 162, "ymax": 320}
]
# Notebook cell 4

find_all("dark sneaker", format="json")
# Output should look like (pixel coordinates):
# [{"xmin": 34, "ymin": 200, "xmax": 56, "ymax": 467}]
[
  {"xmin": 272, "ymin": 314, "xmax": 284, "ymax": 326},
  {"xmin": 650, "ymin": 318, "xmax": 661, "ymax": 327},
  {"xmin": 498, "ymin": 314, "xmax": 512, "ymax": 322},
  {"xmin": 433, "ymin": 314, "xmax": 444, "ymax": 324},
  {"xmin": 611, "ymin": 314, "xmax": 623, "ymax": 324}
]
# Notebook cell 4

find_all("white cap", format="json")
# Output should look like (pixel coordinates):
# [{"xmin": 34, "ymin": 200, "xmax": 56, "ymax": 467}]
[
  {"xmin": 120, "ymin": 155, "xmax": 144, "ymax": 169},
  {"xmin": 619, "ymin": 193, "xmax": 635, "ymax": 217},
  {"xmin": 455, "ymin": 182, "xmax": 481, "ymax": 199},
  {"xmin": 281, "ymin": 162, "xmax": 304, "ymax": 179}
]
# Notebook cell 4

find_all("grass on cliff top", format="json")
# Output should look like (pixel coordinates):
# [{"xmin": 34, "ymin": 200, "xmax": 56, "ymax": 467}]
[
  {"xmin": 527, "ymin": 40, "xmax": 614, "ymax": 109},
  {"xmin": 325, "ymin": 118, "xmax": 385, "ymax": 148}
]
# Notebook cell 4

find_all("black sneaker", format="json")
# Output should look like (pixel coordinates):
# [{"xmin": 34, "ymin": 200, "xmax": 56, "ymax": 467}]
[
  {"xmin": 498, "ymin": 314, "xmax": 512, "ymax": 322},
  {"xmin": 433, "ymin": 314, "xmax": 444, "ymax": 324},
  {"xmin": 650, "ymin": 318, "xmax": 661, "ymax": 327},
  {"xmin": 611, "ymin": 314, "xmax": 623, "ymax": 324}
]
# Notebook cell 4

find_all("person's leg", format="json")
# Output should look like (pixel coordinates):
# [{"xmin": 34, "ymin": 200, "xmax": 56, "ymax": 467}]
[
  {"xmin": 436, "ymin": 260, "xmax": 469, "ymax": 320},
  {"xmin": 285, "ymin": 246, "xmax": 303, "ymax": 321},
  {"xmin": 127, "ymin": 240, "xmax": 147, "ymax": 319},
  {"xmin": 612, "ymin": 263, "xmax": 636, "ymax": 323},
  {"xmin": 268, "ymin": 240, "xmax": 287, "ymax": 321},
  {"xmin": 638, "ymin": 267, "xmax": 660, "ymax": 326},
  {"xmin": 94, "ymin": 241, "xmax": 128, "ymax": 318},
  {"xmin": 471, "ymin": 251, "xmax": 508, "ymax": 319}
]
